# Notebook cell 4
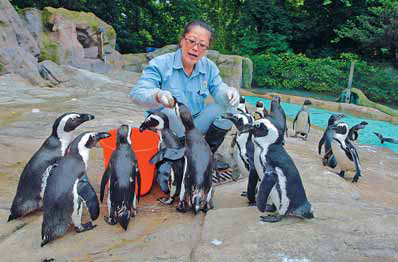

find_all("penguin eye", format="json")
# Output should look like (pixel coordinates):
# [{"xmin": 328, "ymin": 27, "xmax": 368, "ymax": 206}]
[{"xmin": 254, "ymin": 123, "xmax": 261, "ymax": 128}]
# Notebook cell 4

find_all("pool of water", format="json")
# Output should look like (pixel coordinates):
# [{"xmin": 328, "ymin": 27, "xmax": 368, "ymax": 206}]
[{"xmin": 246, "ymin": 96, "xmax": 398, "ymax": 153}]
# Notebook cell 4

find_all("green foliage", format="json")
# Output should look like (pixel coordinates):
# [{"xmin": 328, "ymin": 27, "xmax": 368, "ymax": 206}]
[
  {"xmin": 0, "ymin": 63, "xmax": 4, "ymax": 73},
  {"xmin": 252, "ymin": 52, "xmax": 398, "ymax": 106}
]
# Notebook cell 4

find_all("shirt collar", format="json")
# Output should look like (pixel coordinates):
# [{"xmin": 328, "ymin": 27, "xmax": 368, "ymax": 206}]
[{"xmin": 174, "ymin": 48, "xmax": 206, "ymax": 75}]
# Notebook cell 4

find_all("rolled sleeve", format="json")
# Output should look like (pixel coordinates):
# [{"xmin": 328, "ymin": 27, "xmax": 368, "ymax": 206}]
[{"xmin": 129, "ymin": 61, "xmax": 162, "ymax": 107}]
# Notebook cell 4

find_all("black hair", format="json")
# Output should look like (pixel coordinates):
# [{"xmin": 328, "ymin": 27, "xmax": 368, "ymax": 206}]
[{"xmin": 181, "ymin": 20, "xmax": 213, "ymax": 44}]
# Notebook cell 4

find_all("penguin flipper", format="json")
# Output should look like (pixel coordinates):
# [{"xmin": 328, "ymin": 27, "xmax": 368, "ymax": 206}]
[
  {"xmin": 256, "ymin": 166, "xmax": 277, "ymax": 213},
  {"xmin": 78, "ymin": 178, "xmax": 100, "ymax": 221},
  {"xmin": 293, "ymin": 112, "xmax": 299, "ymax": 131},
  {"xmin": 318, "ymin": 132, "xmax": 326, "ymax": 155},
  {"xmin": 247, "ymin": 167, "xmax": 259, "ymax": 205},
  {"xmin": 100, "ymin": 164, "xmax": 111, "ymax": 203}
]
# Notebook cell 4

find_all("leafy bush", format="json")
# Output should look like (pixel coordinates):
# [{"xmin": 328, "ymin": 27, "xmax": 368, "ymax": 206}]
[{"xmin": 252, "ymin": 52, "xmax": 398, "ymax": 106}]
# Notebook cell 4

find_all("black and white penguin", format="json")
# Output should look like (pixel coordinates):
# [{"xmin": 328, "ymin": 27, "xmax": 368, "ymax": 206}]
[
  {"xmin": 237, "ymin": 96, "xmax": 249, "ymax": 114},
  {"xmin": 374, "ymin": 132, "xmax": 398, "ymax": 144},
  {"xmin": 100, "ymin": 125, "xmax": 140, "ymax": 231},
  {"xmin": 318, "ymin": 113, "xmax": 345, "ymax": 168},
  {"xmin": 8, "ymin": 112, "xmax": 95, "ymax": 222},
  {"xmin": 174, "ymin": 101, "xmax": 213, "ymax": 214},
  {"xmin": 269, "ymin": 96, "xmax": 288, "ymax": 140},
  {"xmin": 222, "ymin": 112, "xmax": 258, "ymax": 205},
  {"xmin": 41, "ymin": 131, "xmax": 110, "ymax": 247},
  {"xmin": 253, "ymin": 100, "xmax": 268, "ymax": 120},
  {"xmin": 139, "ymin": 112, "xmax": 185, "ymax": 205},
  {"xmin": 327, "ymin": 122, "xmax": 362, "ymax": 183},
  {"xmin": 293, "ymin": 99, "xmax": 312, "ymax": 140},
  {"xmin": 251, "ymin": 117, "xmax": 314, "ymax": 222},
  {"xmin": 348, "ymin": 121, "xmax": 368, "ymax": 141}
]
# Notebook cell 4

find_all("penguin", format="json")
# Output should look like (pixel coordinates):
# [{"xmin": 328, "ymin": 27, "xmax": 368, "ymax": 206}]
[
  {"xmin": 293, "ymin": 99, "xmax": 312, "ymax": 140},
  {"xmin": 253, "ymin": 100, "xmax": 268, "ymax": 120},
  {"xmin": 322, "ymin": 119, "xmax": 367, "ymax": 168},
  {"xmin": 174, "ymin": 101, "xmax": 214, "ymax": 214},
  {"xmin": 222, "ymin": 112, "xmax": 258, "ymax": 205},
  {"xmin": 325, "ymin": 122, "xmax": 362, "ymax": 183},
  {"xmin": 237, "ymin": 96, "xmax": 249, "ymax": 114},
  {"xmin": 318, "ymin": 113, "xmax": 345, "ymax": 168},
  {"xmin": 348, "ymin": 121, "xmax": 368, "ymax": 142},
  {"xmin": 139, "ymin": 112, "xmax": 185, "ymax": 205},
  {"xmin": 374, "ymin": 132, "xmax": 398, "ymax": 144},
  {"xmin": 100, "ymin": 125, "xmax": 141, "ymax": 231},
  {"xmin": 8, "ymin": 112, "xmax": 95, "ymax": 222},
  {"xmin": 269, "ymin": 95, "xmax": 288, "ymax": 140},
  {"xmin": 41, "ymin": 131, "xmax": 110, "ymax": 247},
  {"xmin": 251, "ymin": 117, "xmax": 314, "ymax": 222}
]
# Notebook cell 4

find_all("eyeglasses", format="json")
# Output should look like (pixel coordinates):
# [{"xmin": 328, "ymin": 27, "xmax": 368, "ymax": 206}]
[{"xmin": 184, "ymin": 37, "xmax": 209, "ymax": 51}]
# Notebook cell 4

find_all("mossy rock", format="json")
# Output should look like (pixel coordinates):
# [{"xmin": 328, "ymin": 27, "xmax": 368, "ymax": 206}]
[
  {"xmin": 146, "ymin": 45, "xmax": 178, "ymax": 60},
  {"xmin": 242, "ymin": 57, "xmax": 253, "ymax": 89},
  {"xmin": 0, "ymin": 62, "xmax": 4, "ymax": 73},
  {"xmin": 38, "ymin": 32, "xmax": 60, "ymax": 64},
  {"xmin": 42, "ymin": 7, "xmax": 116, "ymax": 47},
  {"xmin": 351, "ymin": 88, "xmax": 398, "ymax": 117}
]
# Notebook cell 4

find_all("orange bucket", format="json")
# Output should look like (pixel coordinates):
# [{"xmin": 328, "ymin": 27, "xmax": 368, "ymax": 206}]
[{"xmin": 99, "ymin": 128, "xmax": 159, "ymax": 196}]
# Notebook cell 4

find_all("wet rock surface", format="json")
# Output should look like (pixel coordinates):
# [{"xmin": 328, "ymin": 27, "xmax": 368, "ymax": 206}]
[{"xmin": 0, "ymin": 70, "xmax": 397, "ymax": 261}]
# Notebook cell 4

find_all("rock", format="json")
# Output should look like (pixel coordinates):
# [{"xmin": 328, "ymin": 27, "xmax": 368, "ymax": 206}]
[
  {"xmin": 217, "ymin": 54, "xmax": 243, "ymax": 89},
  {"xmin": 242, "ymin": 57, "xmax": 253, "ymax": 89},
  {"xmin": 146, "ymin": 44, "xmax": 178, "ymax": 60},
  {"xmin": 0, "ymin": 0, "xmax": 45, "ymax": 85},
  {"xmin": 122, "ymin": 53, "xmax": 148, "ymax": 73},
  {"xmin": 18, "ymin": 8, "xmax": 43, "ymax": 43}
]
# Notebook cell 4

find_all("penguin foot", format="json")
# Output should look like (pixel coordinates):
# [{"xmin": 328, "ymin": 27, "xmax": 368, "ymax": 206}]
[
  {"xmin": 176, "ymin": 201, "xmax": 187, "ymax": 213},
  {"xmin": 158, "ymin": 197, "xmax": 174, "ymax": 205},
  {"xmin": 104, "ymin": 216, "xmax": 117, "ymax": 225},
  {"xmin": 338, "ymin": 171, "xmax": 345, "ymax": 178},
  {"xmin": 260, "ymin": 214, "xmax": 282, "ymax": 223},
  {"xmin": 352, "ymin": 173, "xmax": 361, "ymax": 183},
  {"xmin": 75, "ymin": 222, "xmax": 96, "ymax": 233},
  {"xmin": 248, "ymin": 201, "xmax": 256, "ymax": 207},
  {"xmin": 131, "ymin": 208, "xmax": 137, "ymax": 217},
  {"xmin": 265, "ymin": 204, "xmax": 277, "ymax": 212},
  {"xmin": 240, "ymin": 191, "xmax": 247, "ymax": 197}
]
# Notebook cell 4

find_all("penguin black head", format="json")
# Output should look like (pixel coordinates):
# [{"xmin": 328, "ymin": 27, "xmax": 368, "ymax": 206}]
[
  {"xmin": 222, "ymin": 112, "xmax": 253, "ymax": 132},
  {"xmin": 174, "ymin": 101, "xmax": 195, "ymax": 130},
  {"xmin": 256, "ymin": 100, "xmax": 264, "ymax": 109},
  {"xmin": 331, "ymin": 122, "xmax": 349, "ymax": 141},
  {"xmin": 52, "ymin": 113, "xmax": 95, "ymax": 138},
  {"xmin": 66, "ymin": 131, "xmax": 111, "ymax": 170},
  {"xmin": 348, "ymin": 121, "xmax": 368, "ymax": 141},
  {"xmin": 328, "ymin": 113, "xmax": 345, "ymax": 126},
  {"xmin": 303, "ymin": 99, "xmax": 312, "ymax": 106},
  {"xmin": 117, "ymin": 124, "xmax": 132, "ymax": 146},
  {"xmin": 240, "ymin": 96, "xmax": 246, "ymax": 103},
  {"xmin": 272, "ymin": 95, "xmax": 281, "ymax": 104},
  {"xmin": 139, "ymin": 112, "xmax": 169, "ymax": 132},
  {"xmin": 251, "ymin": 118, "xmax": 281, "ymax": 145}
]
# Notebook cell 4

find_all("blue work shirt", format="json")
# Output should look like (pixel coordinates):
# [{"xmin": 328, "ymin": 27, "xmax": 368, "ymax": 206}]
[{"xmin": 130, "ymin": 48, "xmax": 229, "ymax": 116}]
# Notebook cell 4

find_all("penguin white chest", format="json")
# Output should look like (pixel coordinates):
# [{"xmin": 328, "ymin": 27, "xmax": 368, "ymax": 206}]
[
  {"xmin": 295, "ymin": 111, "xmax": 309, "ymax": 134},
  {"xmin": 234, "ymin": 133, "xmax": 250, "ymax": 176},
  {"xmin": 253, "ymin": 146, "xmax": 268, "ymax": 181},
  {"xmin": 332, "ymin": 142, "xmax": 355, "ymax": 172}
]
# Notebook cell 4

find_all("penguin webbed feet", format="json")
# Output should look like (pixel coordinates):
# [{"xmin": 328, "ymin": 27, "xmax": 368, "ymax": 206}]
[
  {"xmin": 75, "ymin": 222, "xmax": 96, "ymax": 233},
  {"xmin": 240, "ymin": 191, "xmax": 247, "ymax": 197},
  {"xmin": 176, "ymin": 200, "xmax": 187, "ymax": 213},
  {"xmin": 352, "ymin": 172, "xmax": 361, "ymax": 183},
  {"xmin": 248, "ymin": 201, "xmax": 256, "ymax": 207},
  {"xmin": 260, "ymin": 214, "xmax": 282, "ymax": 223},
  {"xmin": 158, "ymin": 197, "xmax": 174, "ymax": 205},
  {"xmin": 265, "ymin": 204, "xmax": 277, "ymax": 212},
  {"xmin": 104, "ymin": 215, "xmax": 117, "ymax": 225}
]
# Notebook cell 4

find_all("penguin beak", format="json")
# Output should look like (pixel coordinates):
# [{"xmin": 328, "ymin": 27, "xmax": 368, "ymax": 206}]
[
  {"xmin": 94, "ymin": 132, "xmax": 111, "ymax": 144},
  {"xmin": 139, "ymin": 122, "xmax": 147, "ymax": 132},
  {"xmin": 80, "ymin": 113, "xmax": 95, "ymax": 122},
  {"xmin": 330, "ymin": 124, "xmax": 338, "ymax": 130}
]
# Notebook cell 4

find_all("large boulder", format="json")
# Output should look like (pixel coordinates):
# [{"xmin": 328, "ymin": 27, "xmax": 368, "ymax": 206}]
[
  {"xmin": 122, "ymin": 53, "xmax": 148, "ymax": 73},
  {"xmin": 0, "ymin": 0, "xmax": 44, "ymax": 85}
]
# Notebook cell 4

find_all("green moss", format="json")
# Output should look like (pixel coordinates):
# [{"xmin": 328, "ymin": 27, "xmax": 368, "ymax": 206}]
[
  {"xmin": 39, "ymin": 33, "xmax": 60, "ymax": 64},
  {"xmin": 0, "ymin": 63, "xmax": 4, "ymax": 73},
  {"xmin": 41, "ymin": 8, "xmax": 51, "ymax": 27},
  {"xmin": 352, "ymin": 88, "xmax": 398, "ymax": 117}
]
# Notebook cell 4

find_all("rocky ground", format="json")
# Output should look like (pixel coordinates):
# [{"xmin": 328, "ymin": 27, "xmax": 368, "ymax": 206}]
[{"xmin": 0, "ymin": 70, "xmax": 397, "ymax": 262}]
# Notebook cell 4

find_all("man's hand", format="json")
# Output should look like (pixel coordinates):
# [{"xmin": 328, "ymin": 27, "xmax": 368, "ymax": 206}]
[
  {"xmin": 155, "ymin": 90, "xmax": 175, "ymax": 108},
  {"xmin": 226, "ymin": 87, "xmax": 240, "ymax": 106}
]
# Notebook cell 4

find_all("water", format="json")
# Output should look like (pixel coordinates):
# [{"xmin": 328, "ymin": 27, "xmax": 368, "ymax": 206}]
[{"xmin": 245, "ymin": 96, "xmax": 398, "ymax": 153}]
